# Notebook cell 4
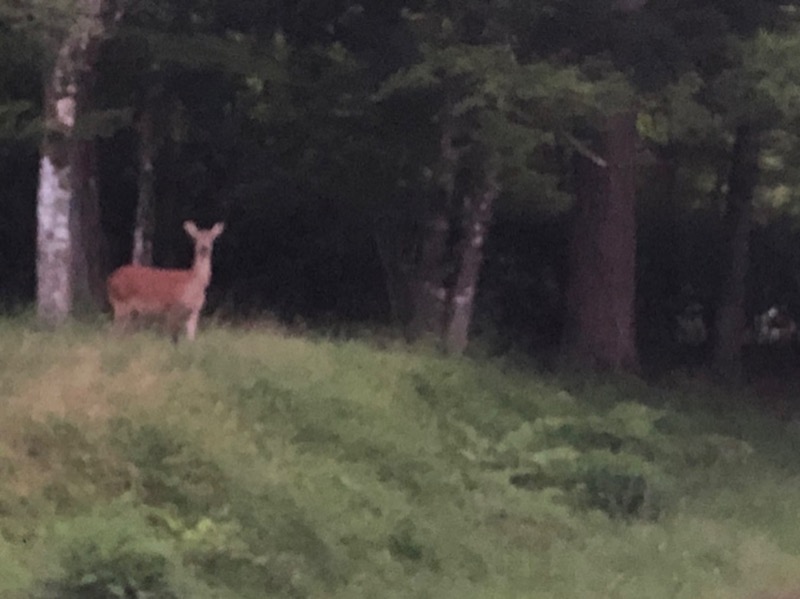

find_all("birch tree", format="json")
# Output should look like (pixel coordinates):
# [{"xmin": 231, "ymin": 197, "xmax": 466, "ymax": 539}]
[
  {"xmin": 132, "ymin": 95, "xmax": 157, "ymax": 266},
  {"xmin": 35, "ymin": 0, "xmax": 123, "ymax": 325},
  {"xmin": 375, "ymin": 8, "xmax": 540, "ymax": 353}
]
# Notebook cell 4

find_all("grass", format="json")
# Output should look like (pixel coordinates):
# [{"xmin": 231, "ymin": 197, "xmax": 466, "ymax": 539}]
[{"xmin": 0, "ymin": 316, "xmax": 799, "ymax": 597}]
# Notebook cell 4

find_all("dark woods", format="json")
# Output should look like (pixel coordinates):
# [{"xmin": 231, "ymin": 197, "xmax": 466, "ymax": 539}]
[{"xmin": 2, "ymin": 0, "xmax": 800, "ymax": 377}]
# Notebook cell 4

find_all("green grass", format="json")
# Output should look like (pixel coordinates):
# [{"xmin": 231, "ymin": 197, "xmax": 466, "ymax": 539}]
[{"xmin": 1, "ymin": 316, "xmax": 800, "ymax": 598}]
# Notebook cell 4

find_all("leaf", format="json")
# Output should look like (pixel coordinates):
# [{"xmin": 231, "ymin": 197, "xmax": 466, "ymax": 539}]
[
  {"xmin": 606, "ymin": 402, "xmax": 665, "ymax": 439},
  {"xmin": 531, "ymin": 446, "xmax": 581, "ymax": 467}
]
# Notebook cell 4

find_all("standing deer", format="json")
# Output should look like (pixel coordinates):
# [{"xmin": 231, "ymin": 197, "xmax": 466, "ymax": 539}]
[{"xmin": 107, "ymin": 221, "xmax": 224, "ymax": 342}]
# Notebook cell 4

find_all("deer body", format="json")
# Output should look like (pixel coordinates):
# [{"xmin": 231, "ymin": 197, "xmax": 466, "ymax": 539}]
[{"xmin": 107, "ymin": 221, "xmax": 224, "ymax": 342}]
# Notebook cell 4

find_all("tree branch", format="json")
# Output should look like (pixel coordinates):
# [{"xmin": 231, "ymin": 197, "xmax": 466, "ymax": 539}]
[{"xmin": 561, "ymin": 131, "xmax": 608, "ymax": 168}]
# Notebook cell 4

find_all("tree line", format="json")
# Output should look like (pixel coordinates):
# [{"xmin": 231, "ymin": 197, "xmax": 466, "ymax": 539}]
[{"xmin": 1, "ymin": 0, "xmax": 800, "ymax": 379}]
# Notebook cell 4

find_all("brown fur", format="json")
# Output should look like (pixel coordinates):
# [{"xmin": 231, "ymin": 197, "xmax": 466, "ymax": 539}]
[{"xmin": 107, "ymin": 221, "xmax": 224, "ymax": 342}]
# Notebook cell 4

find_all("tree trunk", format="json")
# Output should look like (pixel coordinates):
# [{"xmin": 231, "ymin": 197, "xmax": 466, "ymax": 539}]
[
  {"xmin": 408, "ymin": 117, "xmax": 460, "ymax": 341},
  {"xmin": 408, "ymin": 209, "xmax": 449, "ymax": 339},
  {"xmin": 133, "ymin": 105, "xmax": 156, "ymax": 266},
  {"xmin": 36, "ymin": 0, "xmax": 123, "ymax": 325},
  {"xmin": 561, "ymin": 111, "xmax": 640, "ymax": 372},
  {"xmin": 711, "ymin": 124, "xmax": 760, "ymax": 382},
  {"xmin": 36, "ymin": 103, "xmax": 73, "ymax": 325},
  {"xmin": 444, "ymin": 168, "xmax": 499, "ymax": 354},
  {"xmin": 71, "ymin": 139, "xmax": 106, "ymax": 310},
  {"xmin": 372, "ymin": 214, "xmax": 414, "ymax": 326}
]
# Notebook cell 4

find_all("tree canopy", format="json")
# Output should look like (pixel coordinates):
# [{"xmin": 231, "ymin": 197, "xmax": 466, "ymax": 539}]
[{"xmin": 1, "ymin": 0, "xmax": 800, "ymax": 372}]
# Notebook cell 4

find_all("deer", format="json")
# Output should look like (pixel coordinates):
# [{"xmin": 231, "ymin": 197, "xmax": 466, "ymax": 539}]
[{"xmin": 107, "ymin": 221, "xmax": 224, "ymax": 342}]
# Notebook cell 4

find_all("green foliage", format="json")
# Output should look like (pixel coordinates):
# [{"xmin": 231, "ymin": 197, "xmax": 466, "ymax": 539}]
[
  {"xmin": 639, "ymin": 72, "xmax": 718, "ymax": 145},
  {"xmin": 0, "ymin": 23, "xmax": 41, "ymax": 144},
  {"xmin": 0, "ymin": 535, "xmax": 31, "ymax": 594},
  {"xmin": 3, "ymin": 323, "xmax": 800, "ymax": 597},
  {"xmin": 0, "ymin": 100, "xmax": 39, "ymax": 141},
  {"xmin": 36, "ymin": 505, "xmax": 179, "ymax": 599},
  {"xmin": 0, "ymin": 0, "xmax": 77, "ymax": 43},
  {"xmin": 31, "ymin": 502, "xmax": 234, "ymax": 599},
  {"xmin": 136, "ymin": 29, "xmax": 281, "ymax": 79},
  {"xmin": 747, "ymin": 30, "xmax": 800, "ymax": 120},
  {"xmin": 375, "ymin": 12, "xmax": 637, "ymax": 215},
  {"xmin": 492, "ymin": 401, "xmax": 672, "ymax": 520}
]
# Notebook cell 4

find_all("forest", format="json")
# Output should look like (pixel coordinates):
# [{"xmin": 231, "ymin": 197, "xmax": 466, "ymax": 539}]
[
  {"xmin": 7, "ymin": 2, "xmax": 800, "ymax": 598},
  {"xmin": 3, "ymin": 0, "xmax": 800, "ymax": 378}
]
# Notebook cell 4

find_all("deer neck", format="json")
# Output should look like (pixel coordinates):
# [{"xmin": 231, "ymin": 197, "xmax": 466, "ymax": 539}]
[{"xmin": 190, "ymin": 254, "xmax": 213, "ymax": 289}]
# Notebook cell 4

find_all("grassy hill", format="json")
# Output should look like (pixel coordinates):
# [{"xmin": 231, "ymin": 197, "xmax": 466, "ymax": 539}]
[{"xmin": 1, "ymin": 317, "xmax": 800, "ymax": 598}]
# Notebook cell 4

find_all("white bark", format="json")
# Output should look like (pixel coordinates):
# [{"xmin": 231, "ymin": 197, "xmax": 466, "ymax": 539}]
[
  {"xmin": 133, "ymin": 107, "xmax": 156, "ymax": 266},
  {"xmin": 444, "ymin": 171, "xmax": 499, "ymax": 354},
  {"xmin": 35, "ymin": 0, "xmax": 123, "ymax": 325},
  {"xmin": 36, "ymin": 156, "xmax": 73, "ymax": 324}
]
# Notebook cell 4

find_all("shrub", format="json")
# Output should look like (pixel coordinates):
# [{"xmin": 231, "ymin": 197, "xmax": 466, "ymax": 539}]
[{"xmin": 35, "ymin": 505, "xmax": 181, "ymax": 599}]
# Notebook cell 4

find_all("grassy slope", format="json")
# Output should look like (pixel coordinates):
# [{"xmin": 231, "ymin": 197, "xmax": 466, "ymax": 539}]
[{"xmin": 1, "ymin": 318, "xmax": 800, "ymax": 598}]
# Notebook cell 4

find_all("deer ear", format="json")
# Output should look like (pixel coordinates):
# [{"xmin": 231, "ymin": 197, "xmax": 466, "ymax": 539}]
[
  {"xmin": 183, "ymin": 221, "xmax": 199, "ymax": 238},
  {"xmin": 211, "ymin": 222, "xmax": 225, "ymax": 237}
]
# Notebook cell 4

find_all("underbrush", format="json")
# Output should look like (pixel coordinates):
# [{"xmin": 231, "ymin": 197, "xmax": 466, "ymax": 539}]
[{"xmin": 0, "ymin": 317, "xmax": 799, "ymax": 598}]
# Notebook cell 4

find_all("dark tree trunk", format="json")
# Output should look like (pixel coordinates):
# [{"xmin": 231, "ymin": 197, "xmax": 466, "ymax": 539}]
[
  {"xmin": 71, "ymin": 139, "xmax": 106, "ymax": 310},
  {"xmin": 711, "ymin": 124, "xmax": 760, "ymax": 382},
  {"xmin": 373, "ymin": 214, "xmax": 414, "ymax": 326},
  {"xmin": 408, "ymin": 117, "xmax": 460, "ymax": 341},
  {"xmin": 408, "ymin": 208, "xmax": 450, "ymax": 339},
  {"xmin": 444, "ymin": 168, "xmax": 499, "ymax": 354},
  {"xmin": 639, "ymin": 144, "xmax": 681, "ymax": 356},
  {"xmin": 561, "ymin": 111, "xmax": 640, "ymax": 372},
  {"xmin": 133, "ymin": 105, "xmax": 156, "ymax": 266}
]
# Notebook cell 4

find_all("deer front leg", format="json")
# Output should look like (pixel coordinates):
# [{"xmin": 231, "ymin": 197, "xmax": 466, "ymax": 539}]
[
  {"xmin": 166, "ymin": 305, "xmax": 190, "ymax": 344},
  {"xmin": 112, "ymin": 304, "xmax": 134, "ymax": 335},
  {"xmin": 185, "ymin": 310, "xmax": 200, "ymax": 341}
]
